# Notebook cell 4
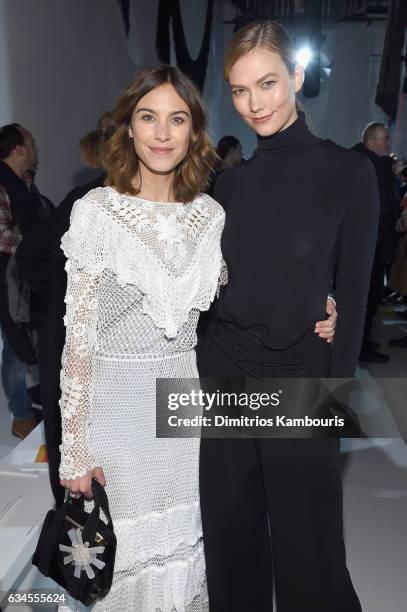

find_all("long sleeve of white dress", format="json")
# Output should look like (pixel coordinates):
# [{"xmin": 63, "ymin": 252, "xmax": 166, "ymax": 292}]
[
  {"xmin": 59, "ymin": 264, "xmax": 100, "ymax": 480},
  {"xmin": 58, "ymin": 198, "xmax": 104, "ymax": 481}
]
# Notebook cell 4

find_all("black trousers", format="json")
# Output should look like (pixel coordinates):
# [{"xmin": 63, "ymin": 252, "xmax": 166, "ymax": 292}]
[{"xmin": 196, "ymin": 319, "xmax": 361, "ymax": 612}]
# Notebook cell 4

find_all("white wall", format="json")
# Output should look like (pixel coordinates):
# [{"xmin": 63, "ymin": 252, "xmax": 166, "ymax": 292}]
[
  {"xmin": 0, "ymin": 2, "xmax": 12, "ymax": 122},
  {"xmin": 0, "ymin": 0, "xmax": 135, "ymax": 203}
]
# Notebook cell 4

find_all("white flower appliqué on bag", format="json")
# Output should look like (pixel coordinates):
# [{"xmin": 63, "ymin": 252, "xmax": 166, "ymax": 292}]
[{"xmin": 59, "ymin": 527, "xmax": 106, "ymax": 579}]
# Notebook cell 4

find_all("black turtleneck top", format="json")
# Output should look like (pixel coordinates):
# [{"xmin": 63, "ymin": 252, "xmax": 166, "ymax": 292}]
[{"xmin": 214, "ymin": 113, "xmax": 379, "ymax": 377}]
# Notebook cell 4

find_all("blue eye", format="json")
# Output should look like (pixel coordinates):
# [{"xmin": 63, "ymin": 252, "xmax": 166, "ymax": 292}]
[{"xmin": 232, "ymin": 88, "xmax": 246, "ymax": 96}]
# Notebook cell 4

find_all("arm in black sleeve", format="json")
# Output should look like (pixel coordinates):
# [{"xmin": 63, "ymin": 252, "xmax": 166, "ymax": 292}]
[
  {"xmin": 197, "ymin": 171, "xmax": 230, "ymax": 335},
  {"xmin": 330, "ymin": 156, "xmax": 380, "ymax": 377},
  {"xmin": 212, "ymin": 167, "xmax": 233, "ymax": 211}
]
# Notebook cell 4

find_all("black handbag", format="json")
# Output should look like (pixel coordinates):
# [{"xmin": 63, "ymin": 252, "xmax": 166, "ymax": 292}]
[{"xmin": 32, "ymin": 479, "xmax": 116, "ymax": 606}]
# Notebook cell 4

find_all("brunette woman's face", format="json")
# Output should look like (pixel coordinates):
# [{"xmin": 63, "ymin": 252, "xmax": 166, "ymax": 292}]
[
  {"xmin": 228, "ymin": 47, "xmax": 304, "ymax": 136},
  {"xmin": 129, "ymin": 83, "xmax": 191, "ymax": 175}
]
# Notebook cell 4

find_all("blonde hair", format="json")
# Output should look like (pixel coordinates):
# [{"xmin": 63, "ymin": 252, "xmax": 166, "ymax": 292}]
[
  {"xmin": 103, "ymin": 66, "xmax": 216, "ymax": 203},
  {"xmin": 224, "ymin": 21, "xmax": 303, "ymax": 113},
  {"xmin": 224, "ymin": 20, "xmax": 297, "ymax": 81},
  {"xmin": 79, "ymin": 111, "xmax": 115, "ymax": 168}
]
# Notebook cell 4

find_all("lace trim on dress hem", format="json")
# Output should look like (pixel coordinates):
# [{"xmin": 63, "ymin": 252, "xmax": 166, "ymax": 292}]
[
  {"xmin": 102, "ymin": 544, "xmax": 206, "ymax": 612},
  {"xmin": 113, "ymin": 501, "xmax": 203, "ymax": 569},
  {"xmin": 94, "ymin": 348, "xmax": 196, "ymax": 362}
]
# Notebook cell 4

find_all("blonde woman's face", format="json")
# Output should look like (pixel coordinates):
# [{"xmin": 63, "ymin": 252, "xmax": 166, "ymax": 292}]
[
  {"xmin": 129, "ymin": 83, "xmax": 191, "ymax": 174},
  {"xmin": 228, "ymin": 47, "xmax": 304, "ymax": 136}
]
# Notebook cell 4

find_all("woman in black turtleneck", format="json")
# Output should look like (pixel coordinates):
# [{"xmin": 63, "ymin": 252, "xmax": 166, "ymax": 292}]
[{"xmin": 197, "ymin": 22, "xmax": 379, "ymax": 612}]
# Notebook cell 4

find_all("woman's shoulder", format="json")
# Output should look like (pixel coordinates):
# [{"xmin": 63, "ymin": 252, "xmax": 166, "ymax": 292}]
[
  {"xmin": 215, "ymin": 160, "xmax": 248, "ymax": 184},
  {"xmin": 195, "ymin": 192, "xmax": 226, "ymax": 220},
  {"xmin": 67, "ymin": 187, "xmax": 120, "ymax": 246},
  {"xmin": 315, "ymin": 139, "xmax": 374, "ymax": 173},
  {"xmin": 207, "ymin": 161, "xmax": 250, "ymax": 208},
  {"xmin": 76, "ymin": 185, "xmax": 112, "ymax": 206},
  {"xmin": 70, "ymin": 186, "xmax": 129, "ymax": 227},
  {"xmin": 61, "ymin": 188, "xmax": 114, "ymax": 273}
]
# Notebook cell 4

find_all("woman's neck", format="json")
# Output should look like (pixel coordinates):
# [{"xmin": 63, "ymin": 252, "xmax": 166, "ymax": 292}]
[
  {"xmin": 133, "ymin": 165, "xmax": 176, "ymax": 203},
  {"xmin": 277, "ymin": 107, "xmax": 299, "ymax": 135},
  {"xmin": 254, "ymin": 111, "xmax": 321, "ymax": 162}
]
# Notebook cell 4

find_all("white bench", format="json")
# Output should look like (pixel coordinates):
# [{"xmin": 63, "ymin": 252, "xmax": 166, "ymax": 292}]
[{"xmin": 0, "ymin": 423, "xmax": 55, "ymax": 603}]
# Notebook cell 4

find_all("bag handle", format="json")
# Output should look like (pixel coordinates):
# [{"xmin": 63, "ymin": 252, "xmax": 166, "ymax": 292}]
[
  {"xmin": 65, "ymin": 480, "xmax": 112, "ymax": 522},
  {"xmin": 90, "ymin": 479, "xmax": 113, "ymax": 525},
  {"xmin": 82, "ymin": 480, "xmax": 114, "ymax": 543}
]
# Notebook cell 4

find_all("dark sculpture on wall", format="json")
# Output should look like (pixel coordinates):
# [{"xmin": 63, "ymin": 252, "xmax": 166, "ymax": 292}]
[
  {"xmin": 156, "ymin": 0, "xmax": 215, "ymax": 92},
  {"xmin": 117, "ymin": 0, "xmax": 131, "ymax": 36},
  {"xmin": 375, "ymin": 0, "xmax": 407, "ymax": 120}
]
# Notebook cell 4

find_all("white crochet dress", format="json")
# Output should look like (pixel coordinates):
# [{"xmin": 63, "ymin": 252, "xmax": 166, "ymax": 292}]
[{"xmin": 58, "ymin": 186, "xmax": 225, "ymax": 612}]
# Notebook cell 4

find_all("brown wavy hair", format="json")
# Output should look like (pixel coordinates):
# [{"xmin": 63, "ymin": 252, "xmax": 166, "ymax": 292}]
[
  {"xmin": 103, "ymin": 65, "xmax": 216, "ymax": 202},
  {"xmin": 79, "ymin": 111, "xmax": 115, "ymax": 168},
  {"xmin": 224, "ymin": 20, "xmax": 303, "ymax": 112}
]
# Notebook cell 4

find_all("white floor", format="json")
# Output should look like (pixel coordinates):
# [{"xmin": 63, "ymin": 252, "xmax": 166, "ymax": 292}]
[
  {"xmin": 341, "ymin": 305, "xmax": 407, "ymax": 612},
  {"xmin": 0, "ymin": 307, "xmax": 406, "ymax": 611}
]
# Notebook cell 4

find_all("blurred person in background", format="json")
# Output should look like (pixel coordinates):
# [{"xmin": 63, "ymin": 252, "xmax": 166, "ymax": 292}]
[
  {"xmin": 16, "ymin": 111, "xmax": 113, "ymax": 504},
  {"xmin": 206, "ymin": 134, "xmax": 243, "ymax": 196},
  {"xmin": 216, "ymin": 134, "xmax": 243, "ymax": 169},
  {"xmin": 392, "ymin": 159, "xmax": 407, "ymax": 201},
  {"xmin": 352, "ymin": 122, "xmax": 397, "ymax": 363},
  {"xmin": 0, "ymin": 123, "xmax": 48, "ymax": 439},
  {"xmin": 388, "ymin": 193, "xmax": 407, "ymax": 347}
]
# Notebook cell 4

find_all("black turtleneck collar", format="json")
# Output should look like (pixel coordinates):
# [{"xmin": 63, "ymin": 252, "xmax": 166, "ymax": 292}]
[{"xmin": 254, "ymin": 112, "xmax": 322, "ymax": 162}]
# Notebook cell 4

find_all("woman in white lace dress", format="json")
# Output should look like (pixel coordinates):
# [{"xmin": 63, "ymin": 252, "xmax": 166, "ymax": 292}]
[{"xmin": 58, "ymin": 66, "xmax": 224, "ymax": 611}]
